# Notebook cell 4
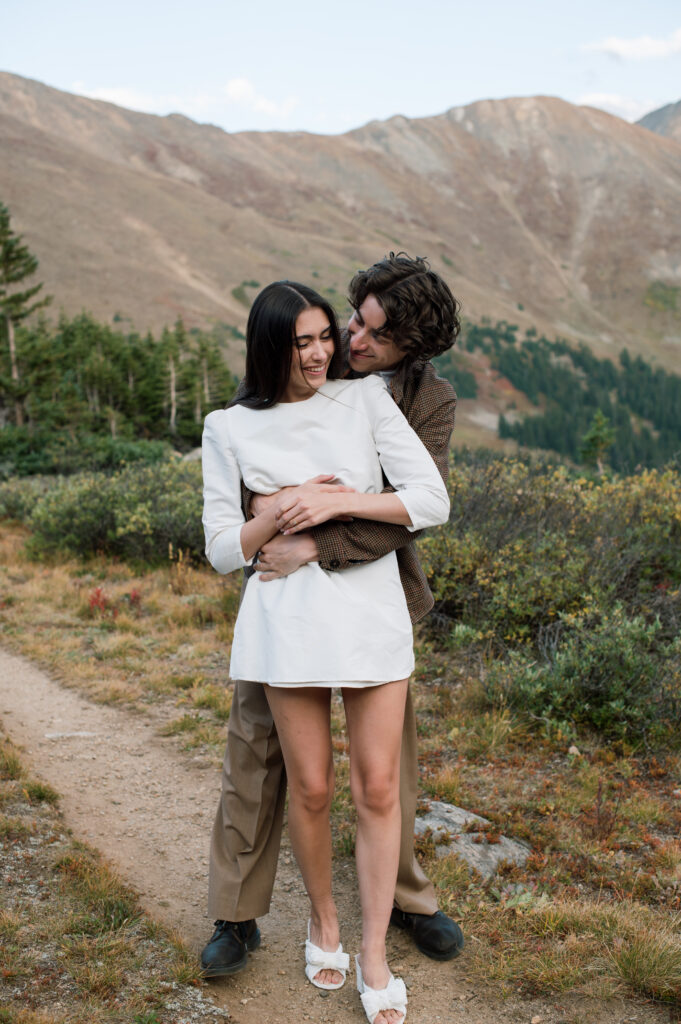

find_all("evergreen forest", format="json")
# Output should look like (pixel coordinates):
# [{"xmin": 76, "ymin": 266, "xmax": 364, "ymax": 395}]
[
  {"xmin": 3, "ymin": 312, "xmax": 681, "ymax": 478},
  {"xmin": 452, "ymin": 319, "xmax": 681, "ymax": 471},
  {"xmin": 0, "ymin": 312, "xmax": 239, "ymax": 477}
]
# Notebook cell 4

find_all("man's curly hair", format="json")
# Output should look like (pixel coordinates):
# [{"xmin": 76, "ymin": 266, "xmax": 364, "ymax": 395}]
[{"xmin": 348, "ymin": 252, "xmax": 461, "ymax": 364}]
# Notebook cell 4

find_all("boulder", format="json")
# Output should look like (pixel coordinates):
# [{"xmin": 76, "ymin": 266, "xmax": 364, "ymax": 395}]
[{"xmin": 414, "ymin": 800, "xmax": 530, "ymax": 879}]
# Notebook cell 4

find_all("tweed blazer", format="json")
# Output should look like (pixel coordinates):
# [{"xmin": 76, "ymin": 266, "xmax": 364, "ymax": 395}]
[{"xmin": 310, "ymin": 360, "xmax": 456, "ymax": 622}]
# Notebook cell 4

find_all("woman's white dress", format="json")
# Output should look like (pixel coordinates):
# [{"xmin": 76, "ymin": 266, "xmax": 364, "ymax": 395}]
[{"xmin": 201, "ymin": 375, "xmax": 449, "ymax": 687}]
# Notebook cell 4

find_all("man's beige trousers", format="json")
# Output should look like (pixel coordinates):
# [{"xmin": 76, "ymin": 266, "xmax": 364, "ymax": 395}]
[{"xmin": 208, "ymin": 678, "xmax": 439, "ymax": 921}]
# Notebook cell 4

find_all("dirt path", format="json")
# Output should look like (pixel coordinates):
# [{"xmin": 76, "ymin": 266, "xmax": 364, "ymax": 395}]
[{"xmin": 0, "ymin": 647, "xmax": 668, "ymax": 1024}]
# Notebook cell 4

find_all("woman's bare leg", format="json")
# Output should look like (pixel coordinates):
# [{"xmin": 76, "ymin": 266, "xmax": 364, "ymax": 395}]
[
  {"xmin": 343, "ymin": 680, "xmax": 408, "ymax": 1024},
  {"xmin": 264, "ymin": 684, "xmax": 342, "ymax": 986}
]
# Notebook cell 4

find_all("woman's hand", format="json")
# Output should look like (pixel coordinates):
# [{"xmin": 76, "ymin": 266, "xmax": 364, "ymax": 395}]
[
  {"xmin": 275, "ymin": 477, "xmax": 356, "ymax": 533},
  {"xmin": 241, "ymin": 477, "xmax": 354, "ymax": 563},
  {"xmin": 252, "ymin": 475, "xmax": 351, "ymax": 518}
]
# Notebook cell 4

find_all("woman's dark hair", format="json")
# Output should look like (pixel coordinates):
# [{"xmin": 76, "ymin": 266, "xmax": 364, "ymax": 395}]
[
  {"xmin": 234, "ymin": 281, "xmax": 344, "ymax": 408},
  {"xmin": 348, "ymin": 252, "xmax": 461, "ymax": 365}
]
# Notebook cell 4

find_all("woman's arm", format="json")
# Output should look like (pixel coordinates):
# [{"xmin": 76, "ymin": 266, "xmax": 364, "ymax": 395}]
[
  {"xmin": 276, "ymin": 488, "xmax": 410, "ymax": 533},
  {"xmin": 203, "ymin": 412, "xmax": 355, "ymax": 571},
  {"xmin": 239, "ymin": 505, "xmax": 280, "ymax": 562},
  {"xmin": 241, "ymin": 478, "xmax": 353, "ymax": 560},
  {"xmin": 202, "ymin": 411, "xmax": 283, "ymax": 572},
  {"xmin": 202, "ymin": 411, "xmax": 257, "ymax": 573}
]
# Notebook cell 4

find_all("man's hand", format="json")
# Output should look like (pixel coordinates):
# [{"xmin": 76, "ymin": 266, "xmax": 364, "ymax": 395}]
[{"xmin": 254, "ymin": 532, "xmax": 320, "ymax": 581}]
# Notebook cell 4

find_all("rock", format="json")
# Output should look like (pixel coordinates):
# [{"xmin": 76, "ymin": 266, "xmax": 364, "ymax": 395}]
[
  {"xmin": 414, "ymin": 800, "xmax": 530, "ymax": 879},
  {"xmin": 183, "ymin": 447, "xmax": 202, "ymax": 462}
]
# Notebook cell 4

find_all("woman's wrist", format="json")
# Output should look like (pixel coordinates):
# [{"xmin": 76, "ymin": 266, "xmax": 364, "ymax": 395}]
[
  {"xmin": 342, "ymin": 492, "xmax": 360, "ymax": 518},
  {"xmin": 241, "ymin": 503, "xmax": 279, "ymax": 561},
  {"xmin": 342, "ymin": 491, "xmax": 411, "ymax": 526}
]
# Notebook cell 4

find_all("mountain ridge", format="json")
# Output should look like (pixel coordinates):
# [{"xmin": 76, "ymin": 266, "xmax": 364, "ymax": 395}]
[
  {"xmin": 637, "ymin": 99, "xmax": 681, "ymax": 142},
  {"xmin": 1, "ymin": 71, "xmax": 680, "ymax": 378}
]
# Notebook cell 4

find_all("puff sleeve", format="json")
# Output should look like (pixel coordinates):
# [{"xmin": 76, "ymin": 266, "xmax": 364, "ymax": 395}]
[
  {"xmin": 201, "ymin": 410, "xmax": 250, "ymax": 574},
  {"xmin": 360, "ymin": 376, "xmax": 450, "ymax": 530}
]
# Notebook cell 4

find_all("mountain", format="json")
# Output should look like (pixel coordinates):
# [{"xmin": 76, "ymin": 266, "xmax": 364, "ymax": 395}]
[
  {"xmin": 0, "ymin": 72, "xmax": 680, "ymax": 381},
  {"xmin": 638, "ymin": 100, "xmax": 681, "ymax": 142}
]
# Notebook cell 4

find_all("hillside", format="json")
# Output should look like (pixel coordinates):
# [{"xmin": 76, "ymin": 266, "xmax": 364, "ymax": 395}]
[
  {"xmin": 638, "ymin": 99, "xmax": 681, "ymax": 142},
  {"xmin": 1, "ymin": 73, "xmax": 680, "ymax": 383}
]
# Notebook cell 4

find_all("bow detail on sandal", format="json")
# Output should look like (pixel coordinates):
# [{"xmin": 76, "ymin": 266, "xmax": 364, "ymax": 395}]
[
  {"xmin": 355, "ymin": 954, "xmax": 407, "ymax": 1024},
  {"xmin": 304, "ymin": 921, "xmax": 350, "ymax": 990}
]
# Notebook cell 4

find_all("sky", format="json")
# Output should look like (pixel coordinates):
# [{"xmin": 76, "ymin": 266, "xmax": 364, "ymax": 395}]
[{"xmin": 2, "ymin": 1, "xmax": 679, "ymax": 135}]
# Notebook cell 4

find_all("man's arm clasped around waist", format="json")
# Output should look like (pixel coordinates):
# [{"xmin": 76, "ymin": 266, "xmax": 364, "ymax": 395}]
[{"xmin": 313, "ymin": 372, "xmax": 456, "ymax": 571}]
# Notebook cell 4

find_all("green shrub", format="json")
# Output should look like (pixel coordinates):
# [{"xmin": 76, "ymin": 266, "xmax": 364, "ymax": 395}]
[
  {"xmin": 644, "ymin": 280, "xmax": 680, "ymax": 313},
  {"xmin": 28, "ymin": 472, "xmax": 116, "ymax": 555},
  {"xmin": 483, "ymin": 607, "xmax": 681, "ymax": 744},
  {"xmin": 110, "ymin": 462, "xmax": 204, "ymax": 562},
  {"xmin": 418, "ymin": 454, "xmax": 681, "ymax": 745},
  {"xmin": 418, "ymin": 456, "xmax": 681, "ymax": 649},
  {"xmin": 231, "ymin": 284, "xmax": 251, "ymax": 308},
  {"xmin": 0, "ymin": 475, "xmax": 58, "ymax": 521},
  {"xmin": 418, "ymin": 458, "xmax": 596, "ymax": 646},
  {"xmin": 0, "ymin": 428, "xmax": 173, "ymax": 478},
  {"xmin": 27, "ymin": 459, "xmax": 205, "ymax": 564}
]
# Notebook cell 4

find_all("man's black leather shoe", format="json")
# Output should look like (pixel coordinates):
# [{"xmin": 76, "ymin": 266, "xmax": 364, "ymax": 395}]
[
  {"xmin": 200, "ymin": 919, "xmax": 261, "ymax": 977},
  {"xmin": 390, "ymin": 908, "xmax": 464, "ymax": 961}
]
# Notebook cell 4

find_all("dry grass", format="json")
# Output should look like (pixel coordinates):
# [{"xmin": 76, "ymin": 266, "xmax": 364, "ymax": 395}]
[
  {"xmin": 21, "ymin": 779, "xmax": 59, "ymax": 805},
  {"xmin": 410, "ymin": 646, "xmax": 681, "ymax": 1008},
  {"xmin": 0, "ymin": 726, "xmax": 224, "ymax": 1024},
  {"xmin": 423, "ymin": 764, "xmax": 467, "ymax": 804},
  {"xmin": 653, "ymin": 839, "xmax": 681, "ymax": 881},
  {"xmin": 604, "ymin": 922, "xmax": 681, "ymax": 1001},
  {"xmin": 0, "ymin": 737, "xmax": 24, "ymax": 780},
  {"xmin": 451, "ymin": 707, "xmax": 525, "ymax": 758},
  {"xmin": 0, "ymin": 523, "xmax": 239, "ymax": 757},
  {"xmin": 435, "ymin": 888, "xmax": 681, "ymax": 1003}
]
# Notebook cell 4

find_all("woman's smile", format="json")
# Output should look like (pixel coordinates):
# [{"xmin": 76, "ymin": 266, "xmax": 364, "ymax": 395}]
[
  {"xmin": 282, "ymin": 307, "xmax": 336, "ymax": 401},
  {"xmin": 302, "ymin": 360, "xmax": 328, "ymax": 378}
]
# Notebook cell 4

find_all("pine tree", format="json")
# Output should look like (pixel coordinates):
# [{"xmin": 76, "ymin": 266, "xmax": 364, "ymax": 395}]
[
  {"xmin": 159, "ymin": 318, "xmax": 189, "ymax": 435},
  {"xmin": 0, "ymin": 202, "xmax": 51, "ymax": 425},
  {"xmin": 580, "ymin": 410, "xmax": 615, "ymax": 476}
]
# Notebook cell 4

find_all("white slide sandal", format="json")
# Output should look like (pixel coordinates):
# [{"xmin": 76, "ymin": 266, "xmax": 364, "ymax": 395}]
[
  {"xmin": 304, "ymin": 920, "xmax": 350, "ymax": 990},
  {"xmin": 355, "ymin": 954, "xmax": 407, "ymax": 1024}
]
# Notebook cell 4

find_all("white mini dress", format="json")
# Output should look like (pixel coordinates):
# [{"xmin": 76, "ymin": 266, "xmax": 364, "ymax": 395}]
[{"xmin": 201, "ymin": 375, "xmax": 449, "ymax": 687}]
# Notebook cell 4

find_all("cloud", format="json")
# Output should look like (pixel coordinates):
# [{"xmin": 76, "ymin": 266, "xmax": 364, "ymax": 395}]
[
  {"xmin": 70, "ymin": 78, "xmax": 298, "ymax": 123},
  {"xmin": 223, "ymin": 78, "xmax": 298, "ymax": 119},
  {"xmin": 578, "ymin": 93, "xmax": 662, "ymax": 122},
  {"xmin": 583, "ymin": 26, "xmax": 681, "ymax": 60}
]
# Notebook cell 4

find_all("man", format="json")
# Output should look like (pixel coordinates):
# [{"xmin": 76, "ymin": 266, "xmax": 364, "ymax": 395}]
[{"xmin": 202, "ymin": 253, "xmax": 463, "ymax": 977}]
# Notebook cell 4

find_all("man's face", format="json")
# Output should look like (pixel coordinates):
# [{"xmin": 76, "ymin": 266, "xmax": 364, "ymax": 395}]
[{"xmin": 347, "ymin": 294, "xmax": 406, "ymax": 374}]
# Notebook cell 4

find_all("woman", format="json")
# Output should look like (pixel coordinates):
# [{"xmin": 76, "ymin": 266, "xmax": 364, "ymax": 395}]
[{"xmin": 202, "ymin": 281, "xmax": 449, "ymax": 1024}]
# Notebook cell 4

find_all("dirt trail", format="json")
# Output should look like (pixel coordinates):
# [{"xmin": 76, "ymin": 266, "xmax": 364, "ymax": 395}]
[{"xmin": 0, "ymin": 647, "xmax": 668, "ymax": 1024}]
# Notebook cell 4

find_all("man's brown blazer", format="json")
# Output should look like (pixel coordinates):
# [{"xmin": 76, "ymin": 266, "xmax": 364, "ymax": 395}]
[{"xmin": 311, "ymin": 359, "xmax": 456, "ymax": 622}]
